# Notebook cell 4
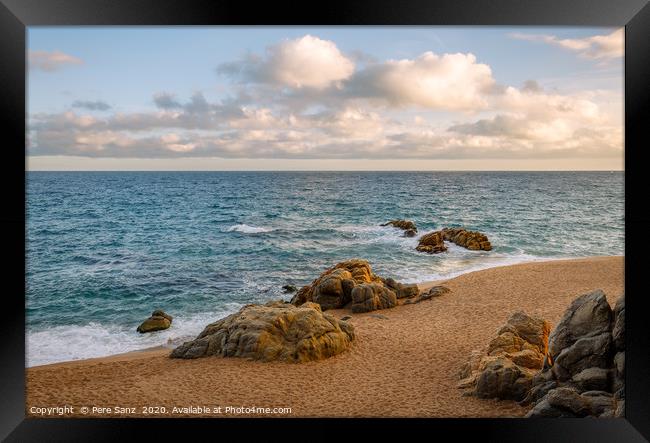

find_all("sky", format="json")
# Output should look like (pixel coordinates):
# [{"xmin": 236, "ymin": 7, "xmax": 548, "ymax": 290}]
[{"xmin": 26, "ymin": 27, "xmax": 624, "ymax": 171}]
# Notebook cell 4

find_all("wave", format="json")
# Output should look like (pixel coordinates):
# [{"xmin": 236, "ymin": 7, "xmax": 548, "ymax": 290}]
[
  {"xmin": 226, "ymin": 224, "xmax": 273, "ymax": 234},
  {"xmin": 398, "ymin": 252, "xmax": 569, "ymax": 284},
  {"xmin": 26, "ymin": 304, "xmax": 243, "ymax": 367}
]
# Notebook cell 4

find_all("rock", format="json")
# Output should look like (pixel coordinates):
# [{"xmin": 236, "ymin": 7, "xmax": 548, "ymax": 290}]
[
  {"xmin": 547, "ymin": 290, "xmax": 613, "ymax": 362},
  {"xmin": 291, "ymin": 259, "xmax": 412, "ymax": 313},
  {"xmin": 613, "ymin": 351, "xmax": 625, "ymax": 393},
  {"xmin": 551, "ymin": 332, "xmax": 613, "ymax": 381},
  {"xmin": 496, "ymin": 311, "xmax": 551, "ymax": 356},
  {"xmin": 458, "ymin": 311, "xmax": 550, "ymax": 402},
  {"xmin": 370, "ymin": 314, "xmax": 389, "ymax": 320},
  {"xmin": 536, "ymin": 387, "xmax": 592, "ymax": 417},
  {"xmin": 419, "ymin": 285, "xmax": 451, "ymax": 301},
  {"xmin": 612, "ymin": 295, "xmax": 625, "ymax": 351},
  {"xmin": 403, "ymin": 286, "xmax": 451, "ymax": 305},
  {"xmin": 383, "ymin": 277, "xmax": 419, "ymax": 299},
  {"xmin": 340, "ymin": 316, "xmax": 352, "ymax": 321},
  {"xmin": 170, "ymin": 301, "xmax": 354, "ymax": 362},
  {"xmin": 526, "ymin": 387, "xmax": 615, "ymax": 418},
  {"xmin": 581, "ymin": 391, "xmax": 615, "ymax": 416},
  {"xmin": 151, "ymin": 310, "xmax": 173, "ymax": 322},
  {"xmin": 521, "ymin": 380, "xmax": 558, "ymax": 406},
  {"xmin": 441, "ymin": 227, "xmax": 492, "ymax": 251},
  {"xmin": 291, "ymin": 259, "xmax": 381, "ymax": 310},
  {"xmin": 416, "ymin": 231, "xmax": 447, "ymax": 254},
  {"xmin": 615, "ymin": 399, "xmax": 625, "ymax": 417},
  {"xmin": 526, "ymin": 387, "xmax": 615, "ymax": 417},
  {"xmin": 282, "ymin": 284, "xmax": 297, "ymax": 293},
  {"xmin": 571, "ymin": 367, "xmax": 611, "ymax": 392},
  {"xmin": 137, "ymin": 310, "xmax": 172, "ymax": 333},
  {"xmin": 350, "ymin": 283, "xmax": 397, "ymax": 313},
  {"xmin": 381, "ymin": 219, "xmax": 417, "ymax": 234},
  {"xmin": 475, "ymin": 357, "xmax": 537, "ymax": 401},
  {"xmin": 524, "ymin": 291, "xmax": 625, "ymax": 419}
]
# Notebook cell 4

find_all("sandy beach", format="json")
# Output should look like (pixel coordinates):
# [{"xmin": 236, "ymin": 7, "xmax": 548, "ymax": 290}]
[{"xmin": 26, "ymin": 256, "xmax": 624, "ymax": 418}]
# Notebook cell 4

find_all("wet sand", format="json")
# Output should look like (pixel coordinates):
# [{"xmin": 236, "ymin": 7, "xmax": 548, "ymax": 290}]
[{"xmin": 26, "ymin": 256, "xmax": 623, "ymax": 418}]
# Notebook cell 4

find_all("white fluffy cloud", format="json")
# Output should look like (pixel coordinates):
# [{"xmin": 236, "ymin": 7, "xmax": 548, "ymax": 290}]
[
  {"xmin": 509, "ymin": 29, "xmax": 623, "ymax": 60},
  {"xmin": 29, "ymin": 50, "xmax": 83, "ymax": 72},
  {"xmin": 218, "ymin": 35, "xmax": 355, "ymax": 89},
  {"xmin": 349, "ymin": 52, "xmax": 496, "ymax": 111},
  {"xmin": 28, "ymin": 33, "xmax": 623, "ymax": 161}
]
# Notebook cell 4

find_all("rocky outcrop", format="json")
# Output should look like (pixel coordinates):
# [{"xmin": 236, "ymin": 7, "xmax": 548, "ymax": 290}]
[
  {"xmin": 381, "ymin": 220, "xmax": 417, "ymax": 237},
  {"xmin": 458, "ymin": 311, "xmax": 551, "ymax": 401},
  {"xmin": 170, "ymin": 301, "xmax": 355, "ymax": 362},
  {"xmin": 383, "ymin": 277, "xmax": 420, "ymax": 299},
  {"xmin": 137, "ymin": 310, "xmax": 173, "ymax": 333},
  {"xmin": 523, "ymin": 291, "xmax": 624, "ymax": 418},
  {"xmin": 282, "ymin": 284, "xmax": 297, "ymax": 293},
  {"xmin": 441, "ymin": 228, "xmax": 492, "ymax": 251},
  {"xmin": 416, "ymin": 231, "xmax": 448, "ymax": 254},
  {"xmin": 291, "ymin": 259, "xmax": 417, "ymax": 313},
  {"xmin": 290, "ymin": 260, "xmax": 381, "ymax": 310},
  {"xmin": 403, "ymin": 285, "xmax": 450, "ymax": 304},
  {"xmin": 350, "ymin": 283, "xmax": 397, "ymax": 313}
]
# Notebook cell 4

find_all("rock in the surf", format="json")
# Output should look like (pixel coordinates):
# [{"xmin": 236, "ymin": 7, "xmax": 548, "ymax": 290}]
[
  {"xmin": 291, "ymin": 259, "xmax": 408, "ymax": 313},
  {"xmin": 282, "ymin": 284, "xmax": 297, "ymax": 293},
  {"xmin": 416, "ymin": 231, "xmax": 448, "ymax": 254},
  {"xmin": 441, "ymin": 227, "xmax": 492, "ymax": 251},
  {"xmin": 137, "ymin": 310, "xmax": 173, "ymax": 333},
  {"xmin": 170, "ymin": 300, "xmax": 355, "ymax": 362},
  {"xmin": 381, "ymin": 219, "xmax": 418, "ymax": 237}
]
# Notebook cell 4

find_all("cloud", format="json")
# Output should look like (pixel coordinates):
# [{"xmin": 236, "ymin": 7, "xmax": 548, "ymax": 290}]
[
  {"xmin": 27, "ymin": 34, "xmax": 623, "ymax": 162},
  {"xmin": 218, "ymin": 35, "xmax": 355, "ymax": 89},
  {"xmin": 29, "ymin": 50, "xmax": 83, "ymax": 72},
  {"xmin": 153, "ymin": 93, "xmax": 182, "ymax": 109},
  {"xmin": 509, "ymin": 29, "xmax": 623, "ymax": 60},
  {"xmin": 221, "ymin": 42, "xmax": 497, "ymax": 111},
  {"xmin": 71, "ymin": 100, "xmax": 111, "ymax": 111},
  {"xmin": 345, "ymin": 52, "xmax": 496, "ymax": 111}
]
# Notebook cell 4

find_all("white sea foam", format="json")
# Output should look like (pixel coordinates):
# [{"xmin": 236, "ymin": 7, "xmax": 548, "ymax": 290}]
[
  {"xmin": 226, "ymin": 224, "xmax": 272, "ymax": 234},
  {"xmin": 26, "ymin": 304, "xmax": 243, "ymax": 367},
  {"xmin": 398, "ymin": 253, "xmax": 572, "ymax": 284}
]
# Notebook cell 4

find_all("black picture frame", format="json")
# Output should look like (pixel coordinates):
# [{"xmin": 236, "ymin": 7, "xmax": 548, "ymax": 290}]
[{"xmin": 2, "ymin": 0, "xmax": 649, "ymax": 440}]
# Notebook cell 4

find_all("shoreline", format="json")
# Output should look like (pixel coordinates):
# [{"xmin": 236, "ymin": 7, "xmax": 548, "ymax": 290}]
[
  {"xmin": 27, "ymin": 256, "xmax": 623, "ymax": 418},
  {"xmin": 28, "ymin": 255, "xmax": 622, "ymax": 369}
]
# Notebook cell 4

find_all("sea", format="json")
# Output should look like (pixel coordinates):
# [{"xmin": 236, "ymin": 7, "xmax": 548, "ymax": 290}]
[{"xmin": 26, "ymin": 171, "xmax": 624, "ymax": 366}]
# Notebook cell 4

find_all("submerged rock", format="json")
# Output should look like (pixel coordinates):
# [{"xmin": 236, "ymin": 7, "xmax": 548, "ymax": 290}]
[
  {"xmin": 416, "ymin": 231, "xmax": 448, "ymax": 254},
  {"xmin": 381, "ymin": 219, "xmax": 417, "ymax": 237},
  {"xmin": 458, "ymin": 311, "xmax": 550, "ymax": 401},
  {"xmin": 170, "ymin": 301, "xmax": 355, "ymax": 362},
  {"xmin": 137, "ymin": 310, "xmax": 173, "ymax": 333},
  {"xmin": 282, "ymin": 284, "xmax": 297, "ymax": 293},
  {"xmin": 441, "ymin": 228, "xmax": 492, "ymax": 251}
]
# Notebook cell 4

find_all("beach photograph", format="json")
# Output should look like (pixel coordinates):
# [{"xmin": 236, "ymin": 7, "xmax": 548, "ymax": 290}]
[{"xmin": 26, "ymin": 26, "xmax": 624, "ymax": 418}]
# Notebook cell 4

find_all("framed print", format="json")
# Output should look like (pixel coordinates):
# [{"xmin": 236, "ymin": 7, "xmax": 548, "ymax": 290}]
[{"xmin": 1, "ymin": 0, "xmax": 649, "ymax": 440}]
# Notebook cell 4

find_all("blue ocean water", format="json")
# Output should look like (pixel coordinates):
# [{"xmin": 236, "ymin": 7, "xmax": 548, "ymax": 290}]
[{"xmin": 26, "ymin": 171, "xmax": 624, "ymax": 366}]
